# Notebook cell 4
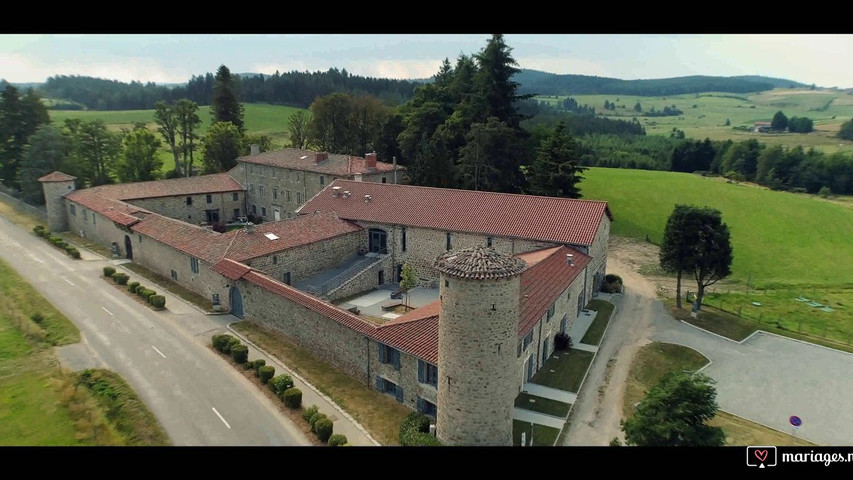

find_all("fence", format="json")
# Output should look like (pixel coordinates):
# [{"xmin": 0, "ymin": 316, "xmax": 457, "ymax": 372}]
[{"xmin": 0, "ymin": 188, "xmax": 47, "ymax": 222}]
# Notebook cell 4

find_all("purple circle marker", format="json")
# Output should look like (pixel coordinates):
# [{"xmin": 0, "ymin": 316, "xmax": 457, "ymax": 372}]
[{"xmin": 790, "ymin": 415, "xmax": 802, "ymax": 427}]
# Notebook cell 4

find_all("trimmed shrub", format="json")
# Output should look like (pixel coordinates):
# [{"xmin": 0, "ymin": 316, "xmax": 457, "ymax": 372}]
[
  {"xmin": 33, "ymin": 225, "xmax": 45, "ymax": 235},
  {"xmin": 269, "ymin": 374, "xmax": 293, "ymax": 395},
  {"xmin": 302, "ymin": 405, "xmax": 319, "ymax": 422},
  {"xmin": 128, "ymin": 282, "xmax": 140, "ymax": 293},
  {"xmin": 253, "ymin": 359, "xmax": 266, "ymax": 377},
  {"xmin": 115, "ymin": 273, "xmax": 129, "ymax": 285},
  {"xmin": 282, "ymin": 387, "xmax": 302, "ymax": 409},
  {"xmin": 309, "ymin": 413, "xmax": 327, "ymax": 432},
  {"xmin": 327, "ymin": 434, "xmax": 348, "ymax": 447},
  {"xmin": 230, "ymin": 344, "xmax": 249, "ymax": 364},
  {"xmin": 554, "ymin": 332, "xmax": 570, "ymax": 350},
  {"xmin": 601, "ymin": 274, "xmax": 623, "ymax": 294},
  {"xmin": 68, "ymin": 248, "xmax": 81, "ymax": 259},
  {"xmin": 150, "ymin": 295, "xmax": 166, "ymax": 309},
  {"xmin": 212, "ymin": 334, "xmax": 239, "ymax": 353},
  {"xmin": 30, "ymin": 312, "xmax": 44, "ymax": 324},
  {"xmin": 56, "ymin": 241, "xmax": 68, "ymax": 249},
  {"xmin": 142, "ymin": 290, "xmax": 156, "ymax": 302},
  {"xmin": 244, "ymin": 360, "xmax": 256, "ymax": 371},
  {"xmin": 258, "ymin": 365, "xmax": 275, "ymax": 384},
  {"xmin": 103, "ymin": 266, "xmax": 116, "ymax": 277},
  {"xmin": 314, "ymin": 418, "xmax": 333, "ymax": 443},
  {"xmin": 135, "ymin": 285, "xmax": 146, "ymax": 296},
  {"xmin": 399, "ymin": 411, "xmax": 441, "ymax": 446}
]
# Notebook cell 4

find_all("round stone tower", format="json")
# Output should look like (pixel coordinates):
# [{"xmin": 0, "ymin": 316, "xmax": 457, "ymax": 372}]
[
  {"xmin": 38, "ymin": 171, "xmax": 76, "ymax": 233},
  {"xmin": 434, "ymin": 246, "xmax": 527, "ymax": 446}
]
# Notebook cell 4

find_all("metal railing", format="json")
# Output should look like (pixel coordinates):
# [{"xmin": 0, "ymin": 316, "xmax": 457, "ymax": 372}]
[{"xmin": 306, "ymin": 251, "xmax": 387, "ymax": 296}]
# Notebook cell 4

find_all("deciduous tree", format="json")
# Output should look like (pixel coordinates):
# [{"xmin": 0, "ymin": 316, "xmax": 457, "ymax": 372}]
[
  {"xmin": 201, "ymin": 121, "xmax": 243, "ymax": 173},
  {"xmin": 153, "ymin": 101, "xmax": 179, "ymax": 175},
  {"xmin": 117, "ymin": 125, "xmax": 162, "ymax": 182},
  {"xmin": 75, "ymin": 120, "xmax": 122, "ymax": 186},
  {"xmin": 771, "ymin": 110, "xmax": 788, "ymax": 131},
  {"xmin": 18, "ymin": 124, "xmax": 73, "ymax": 204},
  {"xmin": 288, "ymin": 110, "xmax": 310, "ymax": 149},
  {"xmin": 175, "ymin": 99, "xmax": 202, "ymax": 176}
]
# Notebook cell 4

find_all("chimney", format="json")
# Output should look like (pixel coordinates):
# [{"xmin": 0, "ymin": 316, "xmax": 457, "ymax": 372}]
[
  {"xmin": 314, "ymin": 152, "xmax": 328, "ymax": 164},
  {"xmin": 393, "ymin": 156, "xmax": 397, "ymax": 184},
  {"xmin": 566, "ymin": 254, "xmax": 574, "ymax": 266},
  {"xmin": 364, "ymin": 194, "xmax": 372, "ymax": 203},
  {"xmin": 365, "ymin": 152, "xmax": 377, "ymax": 169},
  {"xmin": 246, "ymin": 222, "xmax": 255, "ymax": 234},
  {"xmin": 332, "ymin": 186, "xmax": 342, "ymax": 197},
  {"xmin": 354, "ymin": 173, "xmax": 363, "ymax": 182},
  {"xmin": 342, "ymin": 190, "xmax": 351, "ymax": 198},
  {"xmin": 250, "ymin": 144, "xmax": 260, "ymax": 156}
]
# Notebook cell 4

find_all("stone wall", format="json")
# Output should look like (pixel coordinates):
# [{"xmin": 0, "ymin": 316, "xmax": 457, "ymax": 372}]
[
  {"xmin": 370, "ymin": 345, "xmax": 436, "ymax": 412},
  {"xmin": 42, "ymin": 180, "xmax": 74, "ymax": 232},
  {"xmin": 127, "ymin": 192, "xmax": 245, "ymax": 225},
  {"xmin": 325, "ymin": 255, "xmax": 393, "ymax": 302},
  {"xmin": 241, "ymin": 230, "xmax": 364, "ymax": 286},
  {"xmin": 585, "ymin": 215, "xmax": 611, "ymax": 295},
  {"xmin": 67, "ymin": 201, "xmax": 131, "ymax": 256}
]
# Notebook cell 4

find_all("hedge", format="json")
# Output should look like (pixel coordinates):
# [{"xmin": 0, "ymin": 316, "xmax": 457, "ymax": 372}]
[
  {"xmin": 258, "ymin": 365, "xmax": 275, "ymax": 384},
  {"xmin": 282, "ymin": 388, "xmax": 302, "ymax": 409},
  {"xmin": 327, "ymin": 434, "xmax": 348, "ymax": 447},
  {"xmin": 253, "ymin": 359, "xmax": 266, "ymax": 377},
  {"xmin": 231, "ymin": 344, "xmax": 249, "ymax": 364},
  {"xmin": 142, "ymin": 290, "xmax": 156, "ymax": 302},
  {"xmin": 399, "ymin": 412, "xmax": 441, "ymax": 446},
  {"xmin": 150, "ymin": 295, "xmax": 165, "ymax": 309},
  {"xmin": 269, "ymin": 374, "xmax": 293, "ymax": 395},
  {"xmin": 135, "ymin": 285, "xmax": 147, "ymax": 296},
  {"xmin": 67, "ymin": 248, "xmax": 81, "ymax": 259},
  {"xmin": 244, "ymin": 360, "xmax": 256, "ymax": 370},
  {"xmin": 213, "ymin": 334, "xmax": 239, "ymax": 353},
  {"xmin": 128, "ymin": 282, "xmax": 140, "ymax": 293},
  {"xmin": 114, "ymin": 273, "xmax": 129, "ymax": 285},
  {"xmin": 314, "ymin": 418, "xmax": 333, "ymax": 443},
  {"xmin": 103, "ymin": 266, "xmax": 116, "ymax": 277},
  {"xmin": 309, "ymin": 413, "xmax": 327, "ymax": 432},
  {"xmin": 302, "ymin": 405, "xmax": 319, "ymax": 423}
]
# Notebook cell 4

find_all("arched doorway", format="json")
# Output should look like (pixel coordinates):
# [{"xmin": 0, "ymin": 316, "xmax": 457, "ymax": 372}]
[
  {"xmin": 124, "ymin": 235, "xmax": 133, "ymax": 260},
  {"xmin": 230, "ymin": 286, "xmax": 244, "ymax": 318}
]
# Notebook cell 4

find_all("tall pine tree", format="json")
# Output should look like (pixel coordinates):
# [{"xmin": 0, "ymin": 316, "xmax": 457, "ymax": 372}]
[
  {"xmin": 211, "ymin": 65, "xmax": 244, "ymax": 133},
  {"xmin": 528, "ymin": 122, "xmax": 585, "ymax": 198}
]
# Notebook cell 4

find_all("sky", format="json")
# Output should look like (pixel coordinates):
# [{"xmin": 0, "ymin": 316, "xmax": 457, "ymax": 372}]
[{"xmin": 2, "ymin": 34, "xmax": 852, "ymax": 88}]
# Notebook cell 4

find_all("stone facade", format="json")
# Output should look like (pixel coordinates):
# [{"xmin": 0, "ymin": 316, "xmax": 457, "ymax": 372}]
[
  {"xmin": 436, "ymin": 271, "xmax": 521, "ymax": 446},
  {"xmin": 67, "ymin": 201, "xmax": 132, "ymax": 257},
  {"xmin": 42, "ymin": 179, "xmax": 75, "ymax": 233},
  {"xmin": 326, "ymin": 255, "xmax": 393, "ymax": 303},
  {"xmin": 241, "ymin": 230, "xmax": 364, "ymax": 287},
  {"xmin": 370, "ymin": 344, "xmax": 437, "ymax": 414},
  {"xmin": 584, "ymin": 215, "xmax": 611, "ymax": 295},
  {"xmin": 127, "ymin": 192, "xmax": 245, "ymax": 225}
]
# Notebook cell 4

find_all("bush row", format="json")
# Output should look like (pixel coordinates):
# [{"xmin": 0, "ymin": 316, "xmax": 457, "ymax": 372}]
[
  {"xmin": 399, "ymin": 412, "xmax": 441, "ymax": 446},
  {"xmin": 212, "ymin": 333, "xmax": 346, "ymax": 446},
  {"xmin": 102, "ymin": 269, "xmax": 166, "ymax": 310},
  {"xmin": 33, "ymin": 225, "xmax": 80, "ymax": 259}
]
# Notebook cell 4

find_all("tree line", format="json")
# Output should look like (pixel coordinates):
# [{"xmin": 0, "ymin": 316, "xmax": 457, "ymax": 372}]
[{"xmin": 38, "ymin": 68, "xmax": 419, "ymax": 111}]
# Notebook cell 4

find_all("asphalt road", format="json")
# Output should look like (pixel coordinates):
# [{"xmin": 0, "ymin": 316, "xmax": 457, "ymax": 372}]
[{"xmin": 0, "ymin": 215, "xmax": 309, "ymax": 446}]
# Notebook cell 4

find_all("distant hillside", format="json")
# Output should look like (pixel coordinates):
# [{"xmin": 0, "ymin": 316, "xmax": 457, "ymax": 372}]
[{"xmin": 513, "ymin": 69, "xmax": 806, "ymax": 96}]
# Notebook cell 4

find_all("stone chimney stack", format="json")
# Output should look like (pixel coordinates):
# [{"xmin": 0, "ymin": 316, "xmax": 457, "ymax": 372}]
[
  {"xmin": 314, "ymin": 152, "xmax": 328, "ymax": 164},
  {"xmin": 250, "ymin": 144, "xmax": 260, "ymax": 156},
  {"xmin": 365, "ymin": 152, "xmax": 377, "ymax": 169}
]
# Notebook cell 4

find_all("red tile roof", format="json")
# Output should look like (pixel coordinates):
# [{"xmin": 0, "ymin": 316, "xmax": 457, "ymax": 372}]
[
  {"xmin": 212, "ymin": 258, "xmax": 253, "ymax": 280},
  {"xmin": 376, "ymin": 315, "xmax": 439, "ymax": 365},
  {"xmin": 300, "ymin": 181, "xmax": 612, "ymax": 246},
  {"xmin": 237, "ymin": 148, "xmax": 399, "ymax": 176},
  {"xmin": 131, "ymin": 215, "xmax": 236, "ymax": 264},
  {"xmin": 223, "ymin": 212, "xmax": 362, "ymax": 262},
  {"xmin": 106, "ymin": 173, "xmax": 244, "ymax": 200},
  {"xmin": 38, "ymin": 171, "xmax": 76, "ymax": 182},
  {"xmin": 66, "ymin": 189, "xmax": 150, "ymax": 226},
  {"xmin": 518, "ymin": 245, "xmax": 591, "ymax": 336}
]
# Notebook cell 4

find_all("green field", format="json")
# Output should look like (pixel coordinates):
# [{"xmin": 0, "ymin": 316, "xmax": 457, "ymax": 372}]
[
  {"xmin": 537, "ymin": 88, "xmax": 853, "ymax": 153},
  {"xmin": 581, "ymin": 167, "xmax": 853, "ymax": 288},
  {"xmin": 50, "ymin": 103, "xmax": 308, "ymax": 174}
]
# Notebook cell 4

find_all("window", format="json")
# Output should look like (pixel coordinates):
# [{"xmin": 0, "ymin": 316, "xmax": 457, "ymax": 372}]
[
  {"xmin": 261, "ymin": 207, "xmax": 267, "ymax": 217},
  {"xmin": 381, "ymin": 177, "xmax": 387, "ymax": 183},
  {"xmin": 297, "ymin": 192, "xmax": 303, "ymax": 204},
  {"xmin": 446, "ymin": 232, "xmax": 452, "ymax": 251},
  {"xmin": 259, "ymin": 185, "xmax": 265, "ymax": 197},
  {"xmin": 401, "ymin": 227, "xmax": 407, "ymax": 252},
  {"xmin": 272, "ymin": 168, "xmax": 277, "ymax": 178},
  {"xmin": 523, "ymin": 331, "xmax": 534, "ymax": 350},
  {"xmin": 138, "ymin": 235, "xmax": 142, "ymax": 243},
  {"xmin": 444, "ymin": 279, "xmax": 449, "ymax": 288},
  {"xmin": 376, "ymin": 377, "xmax": 403, "ymax": 402},
  {"xmin": 272, "ymin": 255, "xmax": 278, "ymax": 265},
  {"xmin": 283, "ymin": 271, "xmax": 291, "ymax": 285},
  {"xmin": 186, "ymin": 196, "xmax": 192, "ymax": 205},
  {"xmin": 69, "ymin": 204, "xmax": 76, "ymax": 216},
  {"xmin": 418, "ymin": 360, "xmax": 438, "ymax": 387},
  {"xmin": 190, "ymin": 257, "xmax": 199, "ymax": 274},
  {"xmin": 233, "ymin": 208, "xmax": 240, "ymax": 220},
  {"xmin": 378, "ymin": 343, "xmax": 401, "ymax": 371},
  {"xmin": 249, "ymin": 184, "xmax": 254, "ymax": 194},
  {"xmin": 319, "ymin": 175, "xmax": 325, "ymax": 185},
  {"xmin": 232, "ymin": 192, "xmax": 239, "ymax": 201},
  {"xmin": 285, "ymin": 190, "xmax": 291, "ymax": 202},
  {"xmin": 92, "ymin": 214, "xmax": 96, "ymax": 225},
  {"xmin": 417, "ymin": 397, "xmax": 437, "ymax": 418},
  {"xmin": 252, "ymin": 204, "xmax": 257, "ymax": 214},
  {"xmin": 547, "ymin": 302, "xmax": 556, "ymax": 321},
  {"xmin": 259, "ymin": 166, "xmax": 264, "ymax": 177},
  {"xmin": 82, "ymin": 209, "xmax": 87, "ymax": 221},
  {"xmin": 170, "ymin": 269, "xmax": 178, "ymax": 280},
  {"xmin": 273, "ymin": 188, "xmax": 278, "ymax": 200},
  {"xmin": 206, "ymin": 194, "xmax": 212, "ymax": 204},
  {"xmin": 487, "ymin": 236, "xmax": 493, "ymax": 247},
  {"xmin": 567, "ymin": 290, "xmax": 571, "ymax": 301}
]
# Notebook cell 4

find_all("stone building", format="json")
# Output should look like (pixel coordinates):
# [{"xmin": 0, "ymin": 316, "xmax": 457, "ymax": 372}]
[{"xmin": 38, "ymin": 149, "xmax": 611, "ymax": 446}]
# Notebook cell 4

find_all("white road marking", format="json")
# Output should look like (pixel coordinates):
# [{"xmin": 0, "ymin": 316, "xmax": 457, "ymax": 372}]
[
  {"xmin": 152, "ymin": 346, "xmax": 166, "ymax": 358},
  {"xmin": 212, "ymin": 407, "xmax": 231, "ymax": 429},
  {"xmin": 101, "ymin": 306, "xmax": 114, "ymax": 316},
  {"xmin": 63, "ymin": 277, "xmax": 74, "ymax": 286}
]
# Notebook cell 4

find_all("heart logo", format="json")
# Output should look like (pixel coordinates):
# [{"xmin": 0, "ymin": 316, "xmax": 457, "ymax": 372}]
[{"xmin": 754, "ymin": 450, "xmax": 768, "ymax": 462}]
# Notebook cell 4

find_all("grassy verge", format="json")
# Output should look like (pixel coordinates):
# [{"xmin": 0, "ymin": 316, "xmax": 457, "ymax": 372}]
[
  {"xmin": 123, "ymin": 262, "xmax": 213, "ymax": 311},
  {"xmin": 512, "ymin": 420, "xmax": 560, "ymax": 446},
  {"xmin": 231, "ymin": 321, "xmax": 411, "ymax": 445},
  {"xmin": 623, "ymin": 341, "xmax": 812, "ymax": 446},
  {"xmin": 59, "ymin": 231, "xmax": 113, "ymax": 258},
  {"xmin": 581, "ymin": 300, "xmax": 615, "ymax": 346},
  {"xmin": 514, "ymin": 392, "xmax": 571, "ymax": 418},
  {"xmin": 0, "ymin": 197, "xmax": 42, "ymax": 231},
  {"xmin": 530, "ymin": 349, "xmax": 594, "ymax": 393}
]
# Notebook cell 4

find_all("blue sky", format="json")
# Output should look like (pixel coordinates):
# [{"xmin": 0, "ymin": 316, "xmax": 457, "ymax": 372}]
[{"xmin": 2, "ymin": 34, "xmax": 852, "ymax": 88}]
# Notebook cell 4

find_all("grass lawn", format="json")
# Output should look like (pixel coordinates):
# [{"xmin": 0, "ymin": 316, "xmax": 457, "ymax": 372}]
[
  {"xmin": 0, "ymin": 198, "xmax": 42, "ymax": 232},
  {"xmin": 530, "ymin": 349, "xmax": 594, "ymax": 393},
  {"xmin": 231, "ymin": 321, "xmax": 412, "ymax": 445},
  {"xmin": 580, "ymin": 300, "xmax": 615, "ymax": 346},
  {"xmin": 514, "ymin": 392, "xmax": 571, "ymax": 418},
  {"xmin": 581, "ymin": 167, "xmax": 853, "ymax": 288},
  {"xmin": 623, "ymin": 341, "xmax": 812, "ymax": 446},
  {"xmin": 122, "ymin": 262, "xmax": 213, "ymax": 311},
  {"xmin": 513, "ymin": 420, "xmax": 561, "ymax": 446},
  {"xmin": 59, "ymin": 230, "xmax": 113, "ymax": 258}
]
